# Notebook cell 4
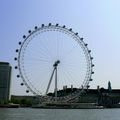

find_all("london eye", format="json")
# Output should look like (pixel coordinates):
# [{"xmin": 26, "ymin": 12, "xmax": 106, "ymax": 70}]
[{"xmin": 14, "ymin": 23, "xmax": 94, "ymax": 102}]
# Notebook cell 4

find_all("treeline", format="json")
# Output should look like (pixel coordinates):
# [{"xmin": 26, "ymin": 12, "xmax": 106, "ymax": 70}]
[
  {"xmin": 10, "ymin": 98, "xmax": 32, "ymax": 106},
  {"xmin": 0, "ymin": 97, "xmax": 33, "ymax": 107}
]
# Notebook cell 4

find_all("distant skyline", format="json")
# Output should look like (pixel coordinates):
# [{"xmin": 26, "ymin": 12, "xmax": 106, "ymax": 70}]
[{"xmin": 0, "ymin": 0, "xmax": 120, "ymax": 95}]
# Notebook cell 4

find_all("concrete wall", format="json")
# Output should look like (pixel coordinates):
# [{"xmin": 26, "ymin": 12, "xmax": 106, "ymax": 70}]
[{"xmin": 0, "ymin": 62, "xmax": 11, "ymax": 102}]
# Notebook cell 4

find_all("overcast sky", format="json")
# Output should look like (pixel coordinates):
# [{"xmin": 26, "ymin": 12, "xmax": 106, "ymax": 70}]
[{"xmin": 0, "ymin": 0, "xmax": 120, "ymax": 95}]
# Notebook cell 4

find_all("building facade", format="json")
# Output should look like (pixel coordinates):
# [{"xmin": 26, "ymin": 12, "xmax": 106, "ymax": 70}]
[{"xmin": 0, "ymin": 62, "xmax": 11, "ymax": 102}]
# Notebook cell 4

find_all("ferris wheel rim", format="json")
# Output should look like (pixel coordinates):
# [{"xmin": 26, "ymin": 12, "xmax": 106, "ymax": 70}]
[{"xmin": 15, "ymin": 23, "xmax": 94, "ymax": 98}]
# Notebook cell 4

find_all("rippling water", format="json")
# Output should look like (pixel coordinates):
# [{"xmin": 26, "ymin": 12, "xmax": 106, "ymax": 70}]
[{"xmin": 0, "ymin": 108, "xmax": 120, "ymax": 120}]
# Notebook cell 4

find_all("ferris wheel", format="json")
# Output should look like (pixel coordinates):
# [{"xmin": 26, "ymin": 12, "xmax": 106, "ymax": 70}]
[{"xmin": 14, "ymin": 23, "xmax": 94, "ymax": 102}]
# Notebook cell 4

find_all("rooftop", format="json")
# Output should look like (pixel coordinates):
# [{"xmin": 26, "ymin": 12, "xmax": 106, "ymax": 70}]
[{"xmin": 0, "ymin": 62, "xmax": 10, "ymax": 65}]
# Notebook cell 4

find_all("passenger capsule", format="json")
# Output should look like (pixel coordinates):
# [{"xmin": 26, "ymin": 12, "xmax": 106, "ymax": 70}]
[
  {"xmin": 92, "ymin": 64, "xmax": 95, "ymax": 67},
  {"xmin": 80, "ymin": 38, "xmax": 83, "ymax": 40},
  {"xmin": 14, "ymin": 57, "xmax": 17, "ymax": 61},
  {"xmin": 17, "ymin": 75, "xmax": 20, "ymax": 78},
  {"xmin": 85, "ymin": 43, "xmax": 88, "ymax": 46},
  {"xmin": 21, "ymin": 83, "xmax": 24, "ymax": 86},
  {"xmin": 75, "ymin": 33, "xmax": 78, "ymax": 35},
  {"xmin": 56, "ymin": 23, "xmax": 59, "ymax": 26},
  {"xmin": 41, "ymin": 24, "xmax": 44, "ymax": 27},
  {"xmin": 34, "ymin": 26, "xmax": 38, "ymax": 30},
  {"xmin": 89, "ymin": 79, "xmax": 93, "ymax": 81},
  {"xmin": 26, "ymin": 90, "xmax": 29, "ymax": 93},
  {"xmin": 91, "ymin": 57, "xmax": 93, "ymax": 60},
  {"xmin": 23, "ymin": 35, "xmax": 26, "ymax": 39},
  {"xmin": 28, "ymin": 30, "xmax": 31, "ymax": 33},
  {"xmin": 91, "ymin": 71, "xmax": 94, "ymax": 74},
  {"xmin": 87, "ymin": 85, "xmax": 90, "ymax": 88},
  {"xmin": 15, "ymin": 66, "xmax": 18, "ymax": 69},
  {"xmin": 49, "ymin": 23, "xmax": 52, "ymax": 26},
  {"xmin": 16, "ymin": 49, "xmax": 19, "ymax": 52},
  {"xmin": 19, "ymin": 42, "xmax": 22, "ymax": 45},
  {"xmin": 62, "ymin": 25, "xmax": 65, "ymax": 28},
  {"xmin": 88, "ymin": 50, "xmax": 91, "ymax": 53}
]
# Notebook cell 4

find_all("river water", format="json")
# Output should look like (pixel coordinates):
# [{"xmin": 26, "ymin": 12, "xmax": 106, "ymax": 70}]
[{"xmin": 0, "ymin": 108, "xmax": 120, "ymax": 120}]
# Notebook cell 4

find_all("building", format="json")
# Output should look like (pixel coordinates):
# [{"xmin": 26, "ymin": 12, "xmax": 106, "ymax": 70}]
[
  {"xmin": 0, "ymin": 62, "xmax": 11, "ymax": 103},
  {"xmin": 11, "ymin": 88, "xmax": 120, "ymax": 108}
]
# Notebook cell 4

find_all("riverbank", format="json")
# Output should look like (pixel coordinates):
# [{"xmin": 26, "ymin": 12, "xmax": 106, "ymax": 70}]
[
  {"xmin": 0, "ymin": 103, "xmax": 20, "ymax": 108},
  {"xmin": 1, "ymin": 103, "xmax": 120, "ymax": 109},
  {"xmin": 32, "ymin": 103, "xmax": 104, "ymax": 109}
]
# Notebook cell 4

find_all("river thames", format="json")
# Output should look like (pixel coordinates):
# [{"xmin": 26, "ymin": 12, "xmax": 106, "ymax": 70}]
[{"xmin": 0, "ymin": 108, "xmax": 120, "ymax": 120}]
